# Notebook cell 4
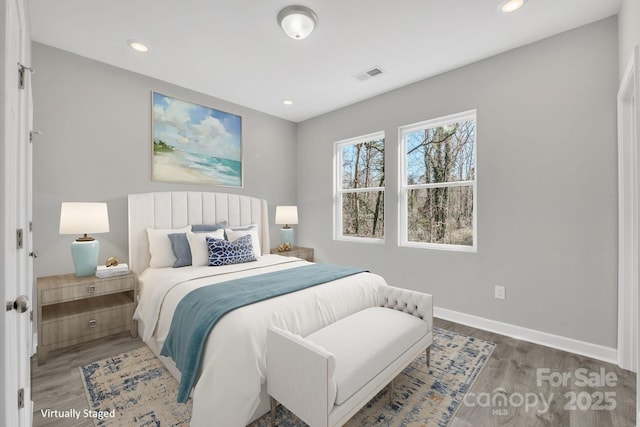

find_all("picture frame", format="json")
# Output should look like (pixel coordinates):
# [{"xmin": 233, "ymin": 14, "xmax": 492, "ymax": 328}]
[{"xmin": 151, "ymin": 91, "xmax": 243, "ymax": 187}]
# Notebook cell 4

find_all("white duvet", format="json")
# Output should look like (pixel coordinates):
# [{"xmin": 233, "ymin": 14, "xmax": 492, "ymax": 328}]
[{"xmin": 134, "ymin": 255, "xmax": 387, "ymax": 426}]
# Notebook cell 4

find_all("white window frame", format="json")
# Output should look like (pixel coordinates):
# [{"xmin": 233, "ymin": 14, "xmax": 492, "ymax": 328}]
[
  {"xmin": 398, "ymin": 110, "xmax": 477, "ymax": 252},
  {"xmin": 334, "ymin": 131, "xmax": 385, "ymax": 243}
]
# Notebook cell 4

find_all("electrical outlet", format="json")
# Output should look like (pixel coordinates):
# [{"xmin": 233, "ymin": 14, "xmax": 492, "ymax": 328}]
[{"xmin": 495, "ymin": 285, "xmax": 506, "ymax": 300}]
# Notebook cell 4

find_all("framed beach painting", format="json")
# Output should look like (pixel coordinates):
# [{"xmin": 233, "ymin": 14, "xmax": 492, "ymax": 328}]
[{"xmin": 152, "ymin": 92, "xmax": 242, "ymax": 187}]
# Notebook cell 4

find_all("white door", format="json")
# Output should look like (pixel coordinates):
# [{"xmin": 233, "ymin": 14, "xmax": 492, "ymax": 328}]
[
  {"xmin": 1, "ymin": 0, "xmax": 33, "ymax": 425},
  {"xmin": 618, "ymin": 46, "xmax": 639, "ymax": 374},
  {"xmin": 617, "ymin": 45, "xmax": 640, "ymax": 426}
]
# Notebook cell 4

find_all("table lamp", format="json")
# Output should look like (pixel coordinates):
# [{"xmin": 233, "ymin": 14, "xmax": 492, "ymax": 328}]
[
  {"xmin": 275, "ymin": 205, "xmax": 298, "ymax": 246},
  {"xmin": 59, "ymin": 202, "xmax": 110, "ymax": 277}
]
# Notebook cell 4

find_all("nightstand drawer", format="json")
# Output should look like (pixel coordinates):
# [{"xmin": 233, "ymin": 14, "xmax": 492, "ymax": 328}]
[
  {"xmin": 40, "ymin": 274, "xmax": 135, "ymax": 305},
  {"xmin": 41, "ymin": 301, "xmax": 134, "ymax": 346}
]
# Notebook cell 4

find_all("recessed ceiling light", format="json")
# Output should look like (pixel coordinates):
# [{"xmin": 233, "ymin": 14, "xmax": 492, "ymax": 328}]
[
  {"xmin": 282, "ymin": 99, "xmax": 294, "ymax": 106},
  {"xmin": 127, "ymin": 39, "xmax": 150, "ymax": 53},
  {"xmin": 500, "ymin": 0, "xmax": 526, "ymax": 13}
]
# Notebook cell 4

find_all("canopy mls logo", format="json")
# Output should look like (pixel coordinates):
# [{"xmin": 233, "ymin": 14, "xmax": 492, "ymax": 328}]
[{"xmin": 463, "ymin": 387, "xmax": 553, "ymax": 415}]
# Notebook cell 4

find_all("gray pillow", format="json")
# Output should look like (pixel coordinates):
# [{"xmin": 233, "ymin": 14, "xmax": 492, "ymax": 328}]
[
  {"xmin": 192, "ymin": 221, "xmax": 227, "ymax": 232},
  {"xmin": 168, "ymin": 233, "xmax": 192, "ymax": 268},
  {"xmin": 169, "ymin": 221, "xmax": 228, "ymax": 267}
]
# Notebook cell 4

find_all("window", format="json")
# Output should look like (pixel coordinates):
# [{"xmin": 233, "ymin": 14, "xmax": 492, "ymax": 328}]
[
  {"xmin": 334, "ymin": 132, "xmax": 385, "ymax": 242},
  {"xmin": 399, "ymin": 110, "xmax": 477, "ymax": 251}
]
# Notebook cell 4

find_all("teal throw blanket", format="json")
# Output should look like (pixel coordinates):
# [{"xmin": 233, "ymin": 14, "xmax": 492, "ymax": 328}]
[{"xmin": 160, "ymin": 263, "xmax": 365, "ymax": 402}]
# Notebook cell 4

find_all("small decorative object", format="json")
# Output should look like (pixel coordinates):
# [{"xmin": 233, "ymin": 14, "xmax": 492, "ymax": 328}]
[
  {"xmin": 106, "ymin": 256, "xmax": 119, "ymax": 267},
  {"xmin": 275, "ymin": 206, "xmax": 298, "ymax": 246},
  {"xmin": 277, "ymin": 242, "xmax": 292, "ymax": 252},
  {"xmin": 59, "ymin": 202, "xmax": 110, "ymax": 277}
]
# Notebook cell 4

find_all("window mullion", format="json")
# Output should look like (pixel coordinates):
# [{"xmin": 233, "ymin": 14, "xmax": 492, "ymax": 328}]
[
  {"xmin": 339, "ymin": 187, "xmax": 385, "ymax": 194},
  {"xmin": 402, "ymin": 181, "xmax": 474, "ymax": 190}
]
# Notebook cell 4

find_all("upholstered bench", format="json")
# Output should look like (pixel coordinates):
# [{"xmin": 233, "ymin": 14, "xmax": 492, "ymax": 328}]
[{"xmin": 266, "ymin": 286, "xmax": 433, "ymax": 427}]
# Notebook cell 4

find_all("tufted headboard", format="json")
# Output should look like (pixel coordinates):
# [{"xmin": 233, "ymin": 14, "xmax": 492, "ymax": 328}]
[{"xmin": 128, "ymin": 191, "xmax": 270, "ymax": 274}]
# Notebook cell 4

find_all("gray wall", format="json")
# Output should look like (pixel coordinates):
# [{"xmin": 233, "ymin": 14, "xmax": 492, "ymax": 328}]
[
  {"xmin": 619, "ymin": 0, "xmax": 640, "ymax": 79},
  {"xmin": 296, "ymin": 18, "xmax": 619, "ymax": 348},
  {"xmin": 32, "ymin": 43, "xmax": 297, "ymax": 278}
]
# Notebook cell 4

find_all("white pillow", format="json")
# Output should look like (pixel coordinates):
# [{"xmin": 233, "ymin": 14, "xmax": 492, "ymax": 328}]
[
  {"xmin": 147, "ymin": 226, "xmax": 191, "ymax": 268},
  {"xmin": 187, "ymin": 229, "xmax": 225, "ymax": 267},
  {"xmin": 225, "ymin": 225, "xmax": 261, "ymax": 259}
]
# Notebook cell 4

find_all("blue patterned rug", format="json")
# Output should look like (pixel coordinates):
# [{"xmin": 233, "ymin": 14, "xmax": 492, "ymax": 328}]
[{"xmin": 80, "ymin": 327, "xmax": 495, "ymax": 426}]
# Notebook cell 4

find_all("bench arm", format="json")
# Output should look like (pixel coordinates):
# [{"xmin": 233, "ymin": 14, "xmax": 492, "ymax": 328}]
[
  {"xmin": 378, "ymin": 286, "xmax": 433, "ymax": 331},
  {"xmin": 267, "ymin": 327, "xmax": 337, "ymax": 427}
]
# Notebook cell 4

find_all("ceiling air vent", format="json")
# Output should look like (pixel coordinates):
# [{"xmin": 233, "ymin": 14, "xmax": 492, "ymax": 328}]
[{"xmin": 354, "ymin": 67, "xmax": 384, "ymax": 82}]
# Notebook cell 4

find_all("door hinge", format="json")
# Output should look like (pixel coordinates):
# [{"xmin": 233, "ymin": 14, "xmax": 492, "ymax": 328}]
[
  {"xmin": 18, "ymin": 67, "xmax": 25, "ymax": 89},
  {"xmin": 30, "ymin": 311, "xmax": 33, "ymax": 322},
  {"xmin": 18, "ymin": 388, "xmax": 24, "ymax": 409},
  {"xmin": 17, "ymin": 63, "xmax": 33, "ymax": 90},
  {"xmin": 16, "ymin": 229, "xmax": 23, "ymax": 249},
  {"xmin": 29, "ymin": 131, "xmax": 41, "ymax": 143}
]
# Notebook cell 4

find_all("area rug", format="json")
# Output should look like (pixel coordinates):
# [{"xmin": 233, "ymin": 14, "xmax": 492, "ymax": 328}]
[{"xmin": 80, "ymin": 327, "xmax": 495, "ymax": 426}]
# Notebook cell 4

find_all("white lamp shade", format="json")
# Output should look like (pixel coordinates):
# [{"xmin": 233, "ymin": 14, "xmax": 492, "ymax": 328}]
[
  {"xmin": 275, "ymin": 206, "xmax": 298, "ymax": 225},
  {"xmin": 277, "ymin": 6, "xmax": 317, "ymax": 40},
  {"xmin": 59, "ymin": 202, "xmax": 110, "ymax": 235}
]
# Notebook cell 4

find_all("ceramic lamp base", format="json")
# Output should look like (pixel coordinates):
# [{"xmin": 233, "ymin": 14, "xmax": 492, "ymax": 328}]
[
  {"xmin": 280, "ymin": 227, "xmax": 295, "ymax": 246},
  {"xmin": 70, "ymin": 239, "xmax": 100, "ymax": 277}
]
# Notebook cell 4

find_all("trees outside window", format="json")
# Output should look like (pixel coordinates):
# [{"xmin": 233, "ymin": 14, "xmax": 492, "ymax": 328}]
[
  {"xmin": 334, "ymin": 132, "xmax": 385, "ymax": 242},
  {"xmin": 399, "ymin": 111, "xmax": 477, "ymax": 251}
]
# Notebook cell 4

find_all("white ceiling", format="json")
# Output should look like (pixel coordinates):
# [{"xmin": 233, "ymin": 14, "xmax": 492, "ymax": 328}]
[{"xmin": 29, "ymin": 0, "xmax": 620, "ymax": 123}]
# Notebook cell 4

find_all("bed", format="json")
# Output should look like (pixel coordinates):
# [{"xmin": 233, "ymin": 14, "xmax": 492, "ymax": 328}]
[{"xmin": 128, "ymin": 191, "xmax": 389, "ymax": 426}]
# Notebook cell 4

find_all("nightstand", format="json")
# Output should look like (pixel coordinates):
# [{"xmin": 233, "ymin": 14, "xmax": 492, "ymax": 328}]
[
  {"xmin": 37, "ymin": 272, "xmax": 137, "ymax": 365},
  {"xmin": 270, "ymin": 246, "xmax": 314, "ymax": 262}
]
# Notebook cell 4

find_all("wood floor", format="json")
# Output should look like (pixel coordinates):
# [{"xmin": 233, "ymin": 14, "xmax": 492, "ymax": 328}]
[
  {"xmin": 31, "ymin": 319, "xmax": 636, "ymax": 427},
  {"xmin": 439, "ymin": 319, "xmax": 637, "ymax": 427},
  {"xmin": 31, "ymin": 332, "xmax": 143, "ymax": 427}
]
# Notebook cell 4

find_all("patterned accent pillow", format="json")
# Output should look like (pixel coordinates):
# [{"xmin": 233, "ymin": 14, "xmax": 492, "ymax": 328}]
[
  {"xmin": 225, "ymin": 224, "xmax": 261, "ymax": 258},
  {"xmin": 207, "ymin": 235, "xmax": 257, "ymax": 266}
]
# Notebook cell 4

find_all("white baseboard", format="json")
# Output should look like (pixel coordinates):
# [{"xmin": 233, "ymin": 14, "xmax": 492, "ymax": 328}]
[{"xmin": 434, "ymin": 306, "xmax": 618, "ymax": 365}]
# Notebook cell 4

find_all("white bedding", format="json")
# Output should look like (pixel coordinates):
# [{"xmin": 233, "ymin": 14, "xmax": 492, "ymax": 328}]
[{"xmin": 134, "ymin": 254, "xmax": 388, "ymax": 426}]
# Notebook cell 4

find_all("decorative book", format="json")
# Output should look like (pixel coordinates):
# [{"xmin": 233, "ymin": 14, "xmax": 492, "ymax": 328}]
[{"xmin": 96, "ymin": 264, "xmax": 129, "ymax": 278}]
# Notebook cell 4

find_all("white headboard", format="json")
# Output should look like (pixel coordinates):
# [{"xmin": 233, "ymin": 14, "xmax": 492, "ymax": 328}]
[{"xmin": 128, "ymin": 191, "xmax": 270, "ymax": 274}]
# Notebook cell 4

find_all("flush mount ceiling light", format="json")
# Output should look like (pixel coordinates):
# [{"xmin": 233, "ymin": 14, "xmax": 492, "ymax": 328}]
[
  {"xmin": 277, "ymin": 5, "xmax": 318, "ymax": 40},
  {"xmin": 127, "ymin": 39, "xmax": 150, "ymax": 53},
  {"xmin": 282, "ymin": 99, "xmax": 294, "ymax": 105},
  {"xmin": 500, "ymin": 0, "xmax": 527, "ymax": 13}
]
